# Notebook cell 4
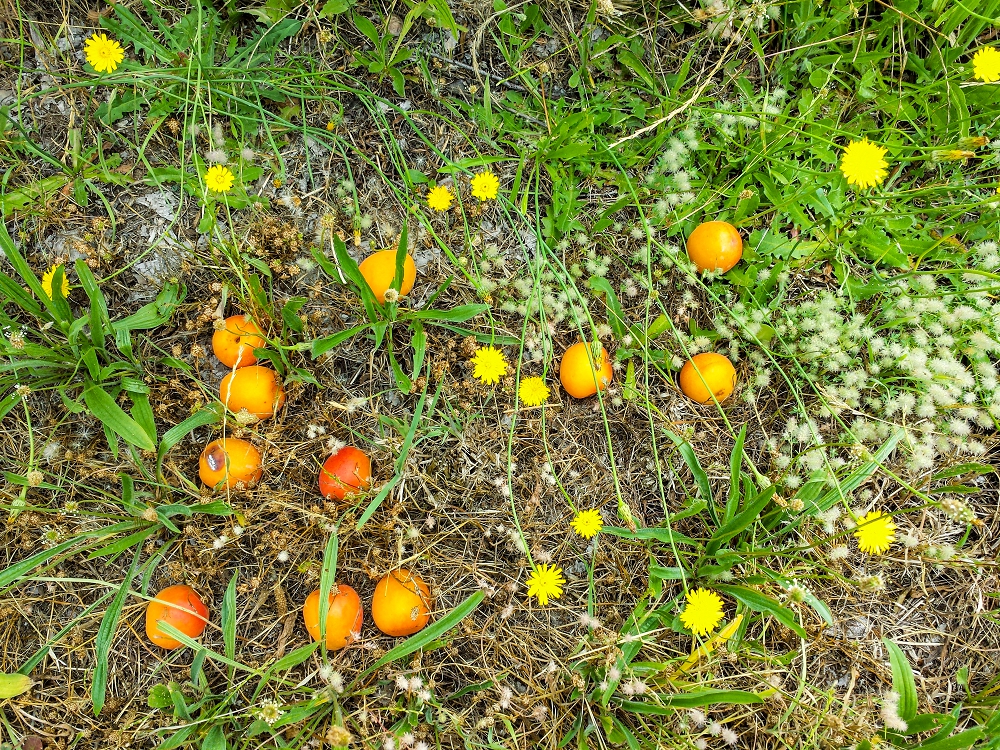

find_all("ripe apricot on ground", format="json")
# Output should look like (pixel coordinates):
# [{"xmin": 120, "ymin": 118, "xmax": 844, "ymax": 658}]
[
  {"xmin": 303, "ymin": 585, "xmax": 363, "ymax": 650},
  {"xmin": 371, "ymin": 569, "xmax": 431, "ymax": 637},
  {"xmin": 220, "ymin": 365, "xmax": 285, "ymax": 419},
  {"xmin": 679, "ymin": 352, "xmax": 737, "ymax": 404},
  {"xmin": 358, "ymin": 249, "xmax": 416, "ymax": 303},
  {"xmin": 319, "ymin": 446, "xmax": 372, "ymax": 501},
  {"xmin": 212, "ymin": 315, "xmax": 265, "ymax": 368},
  {"xmin": 199, "ymin": 438, "xmax": 263, "ymax": 489},
  {"xmin": 146, "ymin": 585, "xmax": 209, "ymax": 649},
  {"xmin": 559, "ymin": 341, "xmax": 613, "ymax": 399},
  {"xmin": 686, "ymin": 221, "xmax": 743, "ymax": 273}
]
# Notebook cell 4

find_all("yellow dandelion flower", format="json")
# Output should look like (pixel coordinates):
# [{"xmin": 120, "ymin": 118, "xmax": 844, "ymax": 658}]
[
  {"xmin": 972, "ymin": 47, "xmax": 1000, "ymax": 83},
  {"xmin": 679, "ymin": 588, "xmax": 724, "ymax": 637},
  {"xmin": 518, "ymin": 376, "xmax": 550, "ymax": 407},
  {"xmin": 41, "ymin": 265, "xmax": 69, "ymax": 299},
  {"xmin": 470, "ymin": 171, "xmax": 500, "ymax": 201},
  {"xmin": 204, "ymin": 165, "xmax": 235, "ymax": 193},
  {"xmin": 427, "ymin": 185, "xmax": 453, "ymax": 212},
  {"xmin": 525, "ymin": 563, "xmax": 565, "ymax": 606},
  {"xmin": 84, "ymin": 33, "xmax": 125, "ymax": 74},
  {"xmin": 471, "ymin": 346, "xmax": 508, "ymax": 385},
  {"xmin": 839, "ymin": 139, "xmax": 889, "ymax": 189},
  {"xmin": 570, "ymin": 509, "xmax": 603, "ymax": 539},
  {"xmin": 853, "ymin": 510, "xmax": 896, "ymax": 555}
]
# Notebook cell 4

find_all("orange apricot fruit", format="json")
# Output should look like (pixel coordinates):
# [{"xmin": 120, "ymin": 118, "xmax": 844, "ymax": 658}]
[
  {"xmin": 371, "ymin": 569, "xmax": 431, "ymax": 637},
  {"xmin": 199, "ymin": 438, "xmax": 263, "ymax": 489},
  {"xmin": 358, "ymin": 249, "xmax": 416, "ymax": 303},
  {"xmin": 220, "ymin": 365, "xmax": 285, "ymax": 419},
  {"xmin": 559, "ymin": 341, "xmax": 613, "ymax": 399},
  {"xmin": 318, "ymin": 446, "xmax": 372, "ymax": 501},
  {"xmin": 686, "ymin": 221, "xmax": 743, "ymax": 273},
  {"xmin": 678, "ymin": 352, "xmax": 737, "ymax": 404},
  {"xmin": 212, "ymin": 315, "xmax": 265, "ymax": 368},
  {"xmin": 302, "ymin": 585, "xmax": 364, "ymax": 650},
  {"xmin": 145, "ymin": 585, "xmax": 209, "ymax": 649}
]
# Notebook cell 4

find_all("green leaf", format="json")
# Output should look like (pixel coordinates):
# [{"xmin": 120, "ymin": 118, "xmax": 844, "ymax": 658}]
[
  {"xmin": 156, "ymin": 403, "xmax": 223, "ymax": 475},
  {"xmin": 202, "ymin": 725, "xmax": 227, "ymax": 750},
  {"xmin": 318, "ymin": 532, "xmax": 339, "ymax": 646},
  {"xmin": 0, "ymin": 538, "xmax": 79, "ymax": 592},
  {"xmin": 0, "ymin": 672, "xmax": 32, "ymax": 699},
  {"xmin": 82, "ymin": 385, "xmax": 155, "ymax": 451},
  {"xmin": 714, "ymin": 584, "xmax": 806, "ymax": 638},
  {"xmin": 223, "ymin": 571, "xmax": 238, "ymax": 678},
  {"xmin": 93, "ymin": 549, "xmax": 140, "ymax": 715},
  {"xmin": 726, "ymin": 426, "xmax": 746, "ymax": 524},
  {"xmin": 706, "ymin": 486, "xmax": 776, "ymax": 553},
  {"xmin": 147, "ymin": 684, "xmax": 172, "ymax": 709},
  {"xmin": 311, "ymin": 324, "xmax": 370, "ymax": 357},
  {"xmin": 664, "ymin": 430, "xmax": 715, "ymax": 522},
  {"xmin": 884, "ymin": 638, "xmax": 918, "ymax": 721},
  {"xmin": 281, "ymin": 297, "xmax": 308, "ymax": 333},
  {"xmin": 617, "ymin": 689, "xmax": 763, "ymax": 713},
  {"xmin": 352, "ymin": 591, "xmax": 484, "ymax": 686},
  {"xmin": 405, "ymin": 304, "xmax": 488, "ymax": 323},
  {"xmin": 602, "ymin": 526, "xmax": 698, "ymax": 546},
  {"xmin": 270, "ymin": 642, "xmax": 321, "ymax": 672},
  {"xmin": 914, "ymin": 729, "xmax": 984, "ymax": 750},
  {"xmin": 319, "ymin": 0, "xmax": 352, "ymax": 16}
]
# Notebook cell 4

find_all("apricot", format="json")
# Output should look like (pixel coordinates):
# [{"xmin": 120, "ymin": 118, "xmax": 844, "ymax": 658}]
[
  {"xmin": 303, "ymin": 585, "xmax": 364, "ymax": 650},
  {"xmin": 220, "ymin": 365, "xmax": 285, "ymax": 419},
  {"xmin": 358, "ymin": 249, "xmax": 416, "ymax": 303},
  {"xmin": 212, "ymin": 315, "xmax": 265, "ymax": 368},
  {"xmin": 559, "ymin": 341, "xmax": 613, "ymax": 399},
  {"xmin": 145, "ymin": 585, "xmax": 209, "ymax": 649},
  {"xmin": 199, "ymin": 438, "xmax": 263, "ymax": 489},
  {"xmin": 686, "ymin": 221, "xmax": 743, "ymax": 273},
  {"xmin": 371, "ymin": 569, "xmax": 431, "ymax": 637},
  {"xmin": 679, "ymin": 352, "xmax": 737, "ymax": 404},
  {"xmin": 319, "ymin": 446, "xmax": 372, "ymax": 501}
]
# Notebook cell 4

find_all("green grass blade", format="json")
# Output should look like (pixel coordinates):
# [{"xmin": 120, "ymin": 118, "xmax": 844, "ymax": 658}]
[
  {"xmin": 883, "ymin": 638, "xmax": 918, "ymax": 721},
  {"xmin": 318, "ymin": 532, "xmax": 339, "ymax": 646},
  {"xmin": 351, "ymin": 591, "xmax": 485, "ymax": 686},
  {"xmin": 83, "ymin": 384, "xmax": 156, "ymax": 451},
  {"xmin": 93, "ymin": 549, "xmax": 140, "ymax": 716},
  {"xmin": 714, "ymin": 583, "xmax": 806, "ymax": 638}
]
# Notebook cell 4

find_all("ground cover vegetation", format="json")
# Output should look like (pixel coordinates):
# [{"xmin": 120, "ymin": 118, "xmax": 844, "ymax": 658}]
[{"xmin": 1, "ymin": 0, "xmax": 999, "ymax": 748}]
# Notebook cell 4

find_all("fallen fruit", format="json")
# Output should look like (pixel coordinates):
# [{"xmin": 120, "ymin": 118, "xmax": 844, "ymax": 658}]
[
  {"xmin": 319, "ymin": 446, "xmax": 372, "ymax": 501},
  {"xmin": 559, "ymin": 341, "xmax": 613, "ymax": 399},
  {"xmin": 371, "ymin": 569, "xmax": 431, "ymax": 637},
  {"xmin": 358, "ymin": 249, "xmax": 416, "ymax": 303},
  {"xmin": 220, "ymin": 365, "xmax": 285, "ymax": 419},
  {"xmin": 686, "ymin": 221, "xmax": 742, "ymax": 273},
  {"xmin": 212, "ymin": 315, "xmax": 265, "ymax": 368},
  {"xmin": 198, "ymin": 438, "xmax": 263, "ymax": 489},
  {"xmin": 679, "ymin": 352, "xmax": 737, "ymax": 404},
  {"xmin": 146, "ymin": 585, "xmax": 209, "ymax": 649},
  {"xmin": 303, "ymin": 585, "xmax": 364, "ymax": 650}
]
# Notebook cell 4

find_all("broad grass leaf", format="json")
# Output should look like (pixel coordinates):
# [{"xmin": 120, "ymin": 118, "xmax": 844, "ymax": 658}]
[
  {"xmin": 318, "ymin": 532, "xmax": 339, "ymax": 646},
  {"xmin": 883, "ymin": 638, "xmax": 918, "ymax": 721},
  {"xmin": 83, "ymin": 385, "xmax": 155, "ymax": 451},
  {"xmin": 156, "ymin": 403, "xmax": 223, "ymax": 474},
  {"xmin": 202, "ymin": 725, "xmax": 227, "ymax": 750},
  {"xmin": 222, "ymin": 572, "xmax": 238, "ymax": 676},
  {"xmin": 714, "ymin": 584, "xmax": 806, "ymax": 638},
  {"xmin": 0, "ymin": 539, "xmax": 78, "ymax": 592},
  {"xmin": 726, "ymin": 425, "xmax": 746, "ymax": 524}
]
